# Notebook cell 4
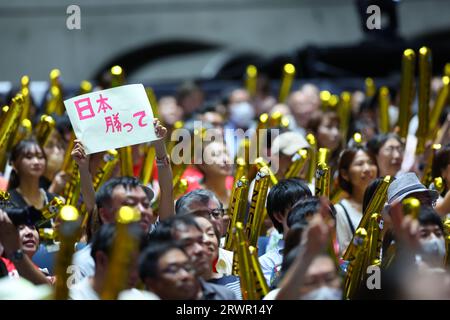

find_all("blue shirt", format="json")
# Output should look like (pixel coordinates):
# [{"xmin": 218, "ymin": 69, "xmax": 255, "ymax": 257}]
[{"xmin": 258, "ymin": 239, "xmax": 284, "ymax": 288}]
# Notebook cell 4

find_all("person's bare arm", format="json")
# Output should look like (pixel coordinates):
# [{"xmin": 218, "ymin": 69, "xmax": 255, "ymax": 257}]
[
  {"xmin": 48, "ymin": 171, "xmax": 69, "ymax": 195},
  {"xmin": 435, "ymin": 190, "xmax": 450, "ymax": 217},
  {"xmin": 153, "ymin": 118, "xmax": 174, "ymax": 220},
  {"xmin": 71, "ymin": 140, "xmax": 96, "ymax": 213},
  {"xmin": 0, "ymin": 210, "xmax": 51, "ymax": 285}
]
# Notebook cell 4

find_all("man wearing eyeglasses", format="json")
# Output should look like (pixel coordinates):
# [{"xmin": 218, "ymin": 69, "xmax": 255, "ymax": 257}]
[
  {"xmin": 175, "ymin": 190, "xmax": 234, "ymax": 275},
  {"xmin": 147, "ymin": 215, "xmax": 237, "ymax": 300},
  {"xmin": 139, "ymin": 241, "xmax": 199, "ymax": 299}
]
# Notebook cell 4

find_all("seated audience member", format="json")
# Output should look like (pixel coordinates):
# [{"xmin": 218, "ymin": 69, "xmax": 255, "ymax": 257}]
[
  {"xmin": 148, "ymin": 215, "xmax": 237, "ymax": 300},
  {"xmin": 335, "ymin": 146, "xmax": 378, "ymax": 254},
  {"xmin": 175, "ymin": 189, "xmax": 233, "ymax": 275},
  {"xmin": 193, "ymin": 216, "xmax": 242, "ymax": 299},
  {"xmin": 259, "ymin": 178, "xmax": 312, "ymax": 287},
  {"xmin": 367, "ymin": 133, "xmax": 404, "ymax": 178},
  {"xmin": 265, "ymin": 212, "xmax": 341, "ymax": 300},
  {"xmin": 415, "ymin": 205, "xmax": 446, "ymax": 268},
  {"xmin": 72, "ymin": 120, "xmax": 173, "ymax": 280},
  {"xmin": 70, "ymin": 224, "xmax": 157, "ymax": 300}
]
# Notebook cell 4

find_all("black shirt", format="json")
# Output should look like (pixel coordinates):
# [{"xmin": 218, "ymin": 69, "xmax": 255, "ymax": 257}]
[{"xmin": 8, "ymin": 188, "xmax": 56, "ymax": 209}]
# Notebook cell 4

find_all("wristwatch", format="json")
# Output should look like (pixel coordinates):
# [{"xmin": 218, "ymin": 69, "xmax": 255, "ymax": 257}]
[
  {"xmin": 156, "ymin": 154, "xmax": 170, "ymax": 167},
  {"xmin": 9, "ymin": 249, "xmax": 24, "ymax": 262}
]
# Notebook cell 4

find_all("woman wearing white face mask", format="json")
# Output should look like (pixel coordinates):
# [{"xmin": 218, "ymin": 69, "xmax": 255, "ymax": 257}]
[
  {"xmin": 224, "ymin": 88, "xmax": 256, "ymax": 159},
  {"xmin": 416, "ymin": 206, "xmax": 446, "ymax": 268},
  {"xmin": 229, "ymin": 101, "xmax": 255, "ymax": 130}
]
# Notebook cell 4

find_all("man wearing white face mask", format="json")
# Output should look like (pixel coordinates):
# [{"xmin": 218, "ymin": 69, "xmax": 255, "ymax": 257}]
[
  {"xmin": 416, "ymin": 206, "xmax": 447, "ymax": 268},
  {"xmin": 223, "ymin": 88, "xmax": 256, "ymax": 159}
]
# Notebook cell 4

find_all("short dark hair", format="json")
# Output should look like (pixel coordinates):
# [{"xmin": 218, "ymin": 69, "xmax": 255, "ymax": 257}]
[
  {"xmin": 306, "ymin": 110, "xmax": 340, "ymax": 135},
  {"xmin": 54, "ymin": 113, "xmax": 73, "ymax": 140},
  {"xmin": 367, "ymin": 133, "xmax": 404, "ymax": 156},
  {"xmin": 348, "ymin": 118, "xmax": 378, "ymax": 142},
  {"xmin": 96, "ymin": 176, "xmax": 152, "ymax": 209},
  {"xmin": 175, "ymin": 189, "xmax": 222, "ymax": 216},
  {"xmin": 432, "ymin": 143, "xmax": 450, "ymax": 194},
  {"xmin": 418, "ymin": 205, "xmax": 444, "ymax": 232},
  {"xmin": 196, "ymin": 100, "xmax": 222, "ymax": 115},
  {"xmin": 176, "ymin": 81, "xmax": 203, "ymax": 105},
  {"xmin": 283, "ymin": 224, "xmax": 304, "ymax": 259},
  {"xmin": 287, "ymin": 197, "xmax": 335, "ymax": 229},
  {"xmin": 149, "ymin": 214, "xmax": 202, "ymax": 242},
  {"xmin": 338, "ymin": 146, "xmax": 378, "ymax": 194},
  {"xmin": 90, "ymin": 223, "xmax": 145, "ymax": 263},
  {"xmin": 90, "ymin": 224, "xmax": 116, "ymax": 262},
  {"xmin": 362, "ymin": 177, "xmax": 394, "ymax": 214},
  {"xmin": 266, "ymin": 178, "xmax": 312, "ymax": 233},
  {"xmin": 139, "ymin": 241, "xmax": 186, "ymax": 280}
]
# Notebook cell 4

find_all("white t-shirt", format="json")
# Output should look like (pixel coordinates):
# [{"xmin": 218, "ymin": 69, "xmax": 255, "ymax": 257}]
[
  {"xmin": 72, "ymin": 244, "xmax": 95, "ymax": 280},
  {"xmin": 69, "ymin": 277, "xmax": 160, "ymax": 300},
  {"xmin": 69, "ymin": 277, "xmax": 98, "ymax": 300},
  {"xmin": 335, "ymin": 199, "xmax": 362, "ymax": 255},
  {"xmin": 263, "ymin": 288, "xmax": 280, "ymax": 300},
  {"xmin": 216, "ymin": 248, "xmax": 234, "ymax": 276}
]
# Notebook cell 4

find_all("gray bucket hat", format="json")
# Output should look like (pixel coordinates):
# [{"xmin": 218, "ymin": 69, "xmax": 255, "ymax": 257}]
[{"xmin": 387, "ymin": 172, "xmax": 439, "ymax": 205}]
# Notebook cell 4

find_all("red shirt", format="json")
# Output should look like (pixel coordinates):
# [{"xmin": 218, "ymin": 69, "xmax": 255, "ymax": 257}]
[
  {"xmin": 1, "ymin": 257, "xmax": 19, "ymax": 279},
  {"xmin": 0, "ymin": 257, "xmax": 55, "ymax": 283},
  {"xmin": 181, "ymin": 166, "xmax": 234, "ymax": 193},
  {"xmin": 0, "ymin": 177, "xmax": 7, "ymax": 191}
]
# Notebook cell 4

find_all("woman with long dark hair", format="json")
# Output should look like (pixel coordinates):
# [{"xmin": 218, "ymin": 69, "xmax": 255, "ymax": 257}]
[
  {"xmin": 335, "ymin": 146, "xmax": 378, "ymax": 254},
  {"xmin": 7, "ymin": 139, "xmax": 56, "ymax": 209}
]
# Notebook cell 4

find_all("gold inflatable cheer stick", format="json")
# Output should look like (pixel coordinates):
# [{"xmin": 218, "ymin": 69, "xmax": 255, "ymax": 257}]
[
  {"xmin": 315, "ymin": 148, "xmax": 331, "ymax": 198},
  {"xmin": 35, "ymin": 114, "xmax": 56, "ymax": 148},
  {"xmin": 378, "ymin": 86, "xmax": 390, "ymax": 134},
  {"xmin": 225, "ymin": 176, "xmax": 249, "ymax": 251},
  {"xmin": 255, "ymin": 157, "xmax": 278, "ymax": 186},
  {"xmin": 284, "ymin": 148, "xmax": 309, "ymax": 179},
  {"xmin": 100, "ymin": 206, "xmax": 141, "ymax": 300},
  {"xmin": 343, "ymin": 175, "xmax": 392, "ymax": 261},
  {"xmin": 92, "ymin": 150, "xmax": 119, "ymax": 191},
  {"xmin": 53, "ymin": 206, "xmax": 82, "ymax": 300},
  {"xmin": 402, "ymin": 197, "xmax": 420, "ymax": 220},
  {"xmin": 246, "ymin": 167, "xmax": 270, "ymax": 247},
  {"xmin": 416, "ymin": 47, "xmax": 432, "ymax": 154},
  {"xmin": 421, "ymin": 143, "xmax": 441, "ymax": 187},
  {"xmin": 428, "ymin": 76, "xmax": 450, "ymax": 141},
  {"xmin": 339, "ymin": 91, "xmax": 352, "ymax": 143},
  {"xmin": 305, "ymin": 134, "xmax": 317, "ymax": 184},
  {"xmin": 234, "ymin": 222, "xmax": 256, "ymax": 300},
  {"xmin": 278, "ymin": 64, "xmax": 296, "ymax": 103},
  {"xmin": 397, "ymin": 49, "xmax": 416, "ymax": 139},
  {"xmin": 344, "ymin": 228, "xmax": 368, "ymax": 300},
  {"xmin": 20, "ymin": 75, "xmax": 31, "ymax": 121},
  {"xmin": 365, "ymin": 77, "xmax": 376, "ymax": 98},
  {"xmin": 444, "ymin": 218, "xmax": 450, "ymax": 267},
  {"xmin": 245, "ymin": 65, "xmax": 258, "ymax": 98}
]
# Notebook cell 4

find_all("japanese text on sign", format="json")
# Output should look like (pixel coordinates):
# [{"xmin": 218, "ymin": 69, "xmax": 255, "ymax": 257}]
[{"xmin": 64, "ymin": 84, "xmax": 157, "ymax": 154}]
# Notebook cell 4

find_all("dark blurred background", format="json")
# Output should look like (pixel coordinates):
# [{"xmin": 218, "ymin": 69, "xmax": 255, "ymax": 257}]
[{"xmin": 1, "ymin": 0, "xmax": 450, "ymax": 101}]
